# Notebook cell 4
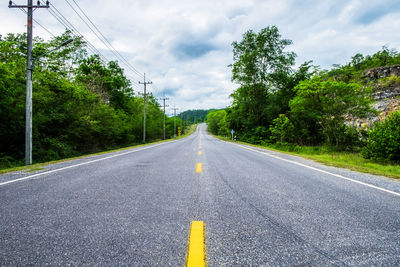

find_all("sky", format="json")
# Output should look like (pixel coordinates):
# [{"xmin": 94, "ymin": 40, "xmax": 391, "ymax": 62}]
[{"xmin": 1, "ymin": 0, "xmax": 400, "ymax": 113}]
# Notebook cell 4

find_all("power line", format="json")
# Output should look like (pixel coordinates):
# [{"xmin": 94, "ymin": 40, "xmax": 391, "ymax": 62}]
[
  {"xmin": 37, "ymin": 1, "xmax": 161, "ymax": 103},
  {"xmin": 48, "ymin": 4, "xmax": 109, "ymax": 64},
  {"xmin": 63, "ymin": 0, "xmax": 144, "ymax": 80},
  {"xmin": 48, "ymin": 5, "xmax": 149, "ymax": 96},
  {"xmin": 47, "ymin": 9, "xmax": 99, "ymax": 55},
  {"xmin": 53, "ymin": 1, "xmax": 164, "ymax": 97},
  {"xmin": 14, "ymin": 3, "xmax": 56, "ymax": 38},
  {"xmin": 70, "ymin": 0, "xmax": 143, "ymax": 78}
]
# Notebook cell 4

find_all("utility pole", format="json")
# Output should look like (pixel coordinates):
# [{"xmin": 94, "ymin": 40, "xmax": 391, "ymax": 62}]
[
  {"xmin": 139, "ymin": 73, "xmax": 152, "ymax": 143},
  {"xmin": 160, "ymin": 93, "xmax": 169, "ymax": 140},
  {"xmin": 9, "ymin": 0, "xmax": 49, "ymax": 165},
  {"xmin": 172, "ymin": 107, "xmax": 179, "ymax": 138}
]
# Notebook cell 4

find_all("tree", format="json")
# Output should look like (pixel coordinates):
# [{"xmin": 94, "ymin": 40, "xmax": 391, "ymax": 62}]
[
  {"xmin": 0, "ymin": 31, "xmax": 168, "ymax": 167},
  {"xmin": 289, "ymin": 77, "xmax": 374, "ymax": 148},
  {"xmin": 206, "ymin": 110, "xmax": 228, "ymax": 135},
  {"xmin": 362, "ymin": 111, "xmax": 400, "ymax": 162},
  {"xmin": 269, "ymin": 114, "xmax": 295, "ymax": 143},
  {"xmin": 231, "ymin": 26, "xmax": 296, "ymax": 86},
  {"xmin": 229, "ymin": 26, "xmax": 297, "ymax": 133},
  {"xmin": 351, "ymin": 53, "xmax": 364, "ymax": 71},
  {"xmin": 0, "ymin": 33, "xmax": 27, "ymax": 165}
]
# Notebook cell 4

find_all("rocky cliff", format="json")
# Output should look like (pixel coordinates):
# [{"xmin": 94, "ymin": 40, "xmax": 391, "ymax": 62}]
[{"xmin": 353, "ymin": 65, "xmax": 400, "ymax": 128}]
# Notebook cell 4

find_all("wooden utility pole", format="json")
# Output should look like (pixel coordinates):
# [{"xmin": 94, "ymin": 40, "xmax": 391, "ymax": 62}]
[
  {"xmin": 172, "ymin": 107, "xmax": 179, "ymax": 138},
  {"xmin": 160, "ymin": 93, "xmax": 169, "ymax": 139},
  {"xmin": 9, "ymin": 0, "xmax": 49, "ymax": 165},
  {"xmin": 139, "ymin": 73, "xmax": 152, "ymax": 143}
]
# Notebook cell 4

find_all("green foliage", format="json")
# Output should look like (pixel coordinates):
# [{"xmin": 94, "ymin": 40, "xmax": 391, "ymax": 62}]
[
  {"xmin": 228, "ymin": 26, "xmax": 309, "ymax": 140},
  {"xmin": 231, "ymin": 26, "xmax": 296, "ymax": 86},
  {"xmin": 224, "ymin": 25, "xmax": 400, "ymax": 159},
  {"xmin": 269, "ymin": 114, "xmax": 294, "ymax": 143},
  {"xmin": 206, "ymin": 110, "xmax": 229, "ymax": 136},
  {"xmin": 289, "ymin": 77, "xmax": 373, "ymax": 148},
  {"xmin": 0, "ymin": 33, "xmax": 29, "ymax": 162},
  {"xmin": 0, "ymin": 31, "xmax": 172, "ymax": 167},
  {"xmin": 325, "ymin": 46, "xmax": 400, "ymax": 82},
  {"xmin": 165, "ymin": 115, "xmax": 185, "ymax": 138},
  {"xmin": 377, "ymin": 75, "xmax": 400, "ymax": 89},
  {"xmin": 362, "ymin": 112, "xmax": 400, "ymax": 162},
  {"xmin": 179, "ymin": 109, "xmax": 211, "ymax": 124}
]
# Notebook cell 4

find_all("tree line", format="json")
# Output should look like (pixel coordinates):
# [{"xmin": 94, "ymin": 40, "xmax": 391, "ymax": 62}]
[
  {"xmin": 179, "ymin": 109, "xmax": 214, "ymax": 124},
  {"xmin": 0, "ymin": 31, "xmax": 185, "ymax": 168},
  {"xmin": 207, "ymin": 26, "xmax": 400, "ymax": 163}
]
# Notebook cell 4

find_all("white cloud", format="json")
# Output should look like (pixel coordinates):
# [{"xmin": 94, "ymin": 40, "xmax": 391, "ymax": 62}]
[{"xmin": 1, "ymin": 0, "xmax": 400, "ymax": 111}]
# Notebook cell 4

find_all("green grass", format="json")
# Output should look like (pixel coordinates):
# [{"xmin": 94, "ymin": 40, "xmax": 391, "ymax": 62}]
[
  {"xmin": 212, "ymin": 134, "xmax": 400, "ymax": 179},
  {"xmin": 0, "ymin": 124, "xmax": 198, "ymax": 175},
  {"xmin": 27, "ymin": 167, "xmax": 46, "ymax": 172}
]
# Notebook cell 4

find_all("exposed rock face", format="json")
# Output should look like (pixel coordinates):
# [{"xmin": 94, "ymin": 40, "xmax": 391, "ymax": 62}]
[
  {"xmin": 373, "ymin": 87, "xmax": 400, "ymax": 101},
  {"xmin": 351, "ymin": 65, "xmax": 400, "ymax": 128},
  {"xmin": 375, "ymin": 99, "xmax": 400, "ymax": 120},
  {"xmin": 364, "ymin": 65, "xmax": 400, "ymax": 80}
]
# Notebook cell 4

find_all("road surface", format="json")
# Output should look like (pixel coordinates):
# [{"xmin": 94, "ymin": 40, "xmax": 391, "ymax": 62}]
[{"xmin": 1, "ymin": 124, "xmax": 399, "ymax": 266}]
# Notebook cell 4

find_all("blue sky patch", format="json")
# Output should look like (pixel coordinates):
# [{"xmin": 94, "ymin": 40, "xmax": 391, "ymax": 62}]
[
  {"xmin": 172, "ymin": 42, "xmax": 216, "ymax": 60},
  {"xmin": 356, "ymin": 1, "xmax": 400, "ymax": 24}
]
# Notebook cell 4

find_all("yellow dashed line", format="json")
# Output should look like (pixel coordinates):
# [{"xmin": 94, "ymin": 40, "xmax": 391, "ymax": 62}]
[
  {"xmin": 196, "ymin": 163, "xmax": 202, "ymax": 173},
  {"xmin": 198, "ymin": 151, "xmax": 202, "ymax": 155},
  {"xmin": 186, "ymin": 221, "xmax": 206, "ymax": 267}
]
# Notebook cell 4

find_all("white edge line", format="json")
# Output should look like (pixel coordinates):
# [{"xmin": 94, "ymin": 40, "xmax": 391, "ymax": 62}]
[
  {"xmin": 222, "ymin": 139, "xmax": 400, "ymax": 197},
  {"xmin": 0, "ymin": 141, "xmax": 174, "ymax": 187}
]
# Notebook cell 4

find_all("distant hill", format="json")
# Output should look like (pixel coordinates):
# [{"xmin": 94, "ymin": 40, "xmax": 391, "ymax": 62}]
[{"xmin": 178, "ymin": 109, "xmax": 216, "ymax": 123}]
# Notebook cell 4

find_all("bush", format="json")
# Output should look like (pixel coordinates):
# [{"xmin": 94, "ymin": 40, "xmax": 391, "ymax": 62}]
[
  {"xmin": 269, "ymin": 114, "xmax": 295, "ymax": 143},
  {"xmin": 362, "ymin": 111, "xmax": 400, "ymax": 162},
  {"xmin": 324, "ymin": 124, "xmax": 363, "ymax": 151}
]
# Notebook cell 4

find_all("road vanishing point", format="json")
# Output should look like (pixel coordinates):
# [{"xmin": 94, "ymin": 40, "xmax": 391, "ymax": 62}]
[{"xmin": 1, "ymin": 124, "xmax": 399, "ymax": 266}]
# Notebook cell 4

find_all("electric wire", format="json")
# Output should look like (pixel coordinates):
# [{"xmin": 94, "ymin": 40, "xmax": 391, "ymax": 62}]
[
  {"xmin": 48, "ymin": 3, "xmax": 109, "ymax": 64},
  {"xmin": 47, "ymin": 8, "xmax": 104, "ymax": 60},
  {"xmin": 50, "ymin": 4, "xmax": 141, "ymax": 94},
  {"xmin": 69, "ymin": 0, "xmax": 143, "ymax": 78},
  {"xmin": 11, "ymin": 1, "xmax": 147, "ymax": 96},
  {"xmin": 21, "ymin": 1, "xmax": 161, "ymax": 98},
  {"xmin": 64, "ymin": 0, "xmax": 144, "ymax": 80},
  {"xmin": 48, "ymin": 8, "xmax": 102, "ymax": 59},
  {"xmin": 15, "ymin": 6, "xmax": 56, "ymax": 38},
  {"xmin": 61, "ymin": 1, "xmax": 161, "ymax": 97}
]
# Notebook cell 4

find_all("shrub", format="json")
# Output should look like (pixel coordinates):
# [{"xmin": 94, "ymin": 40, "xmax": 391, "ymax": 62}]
[
  {"xmin": 362, "ymin": 111, "xmax": 400, "ymax": 162},
  {"xmin": 269, "ymin": 114, "xmax": 295, "ymax": 143}
]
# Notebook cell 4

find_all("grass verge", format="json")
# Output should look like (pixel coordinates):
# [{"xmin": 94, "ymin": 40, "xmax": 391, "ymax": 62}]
[
  {"xmin": 212, "ymin": 134, "xmax": 400, "ymax": 179},
  {"xmin": 0, "ymin": 124, "xmax": 198, "ymax": 175}
]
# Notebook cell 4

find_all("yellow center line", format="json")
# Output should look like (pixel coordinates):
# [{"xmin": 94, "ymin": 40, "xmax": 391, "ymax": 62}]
[
  {"xmin": 198, "ymin": 151, "xmax": 202, "ymax": 155},
  {"xmin": 195, "ymin": 163, "xmax": 202, "ymax": 173},
  {"xmin": 186, "ymin": 221, "xmax": 206, "ymax": 267}
]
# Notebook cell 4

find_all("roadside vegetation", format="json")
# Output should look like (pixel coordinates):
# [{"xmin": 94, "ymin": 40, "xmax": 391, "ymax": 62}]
[
  {"xmin": 0, "ymin": 31, "xmax": 189, "ymax": 170},
  {"xmin": 212, "ymin": 135, "xmax": 400, "ymax": 179},
  {"xmin": 207, "ymin": 25, "xmax": 400, "ymax": 177},
  {"xmin": 0, "ymin": 123, "xmax": 196, "ymax": 175}
]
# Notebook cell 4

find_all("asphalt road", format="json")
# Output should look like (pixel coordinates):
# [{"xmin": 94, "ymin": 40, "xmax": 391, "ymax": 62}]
[{"xmin": 1, "ymin": 124, "xmax": 399, "ymax": 266}]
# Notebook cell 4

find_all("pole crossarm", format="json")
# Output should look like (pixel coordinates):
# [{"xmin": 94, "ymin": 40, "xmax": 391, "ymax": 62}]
[{"xmin": 9, "ymin": 1, "xmax": 50, "ymax": 8}]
